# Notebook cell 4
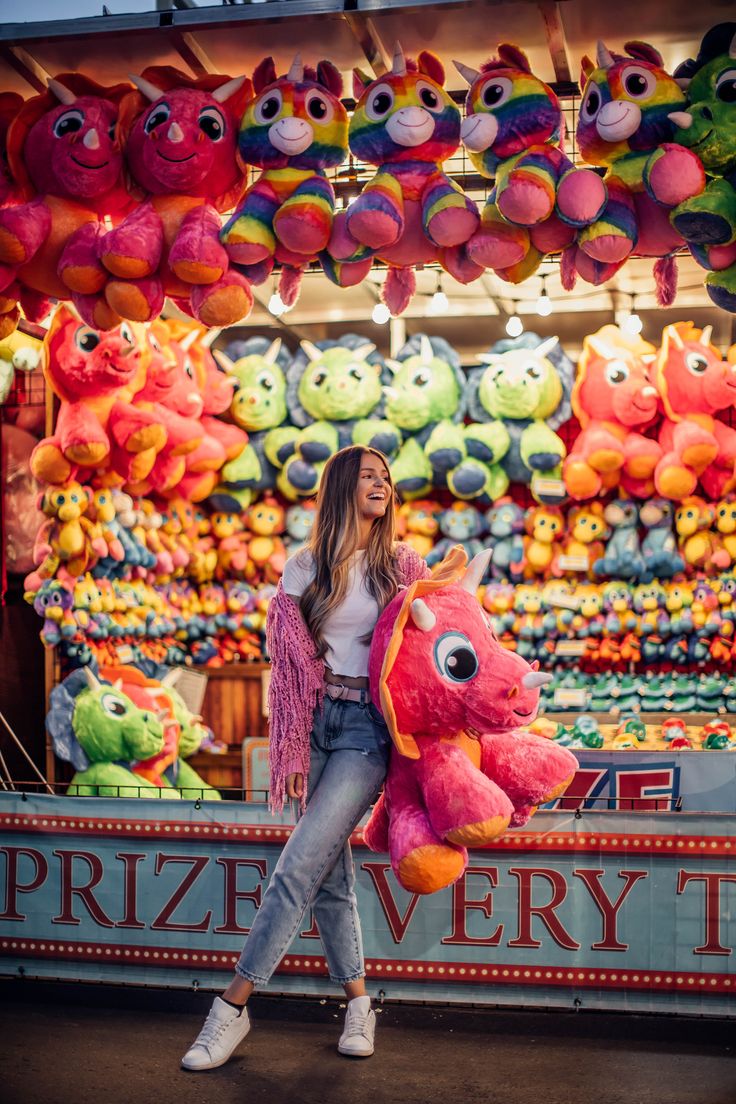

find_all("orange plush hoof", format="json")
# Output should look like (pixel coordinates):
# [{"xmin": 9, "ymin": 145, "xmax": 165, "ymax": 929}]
[
  {"xmin": 657, "ymin": 465, "xmax": 697, "ymax": 500},
  {"xmin": 445, "ymin": 813, "xmax": 510, "ymax": 847},
  {"xmin": 397, "ymin": 844, "xmax": 466, "ymax": 895}
]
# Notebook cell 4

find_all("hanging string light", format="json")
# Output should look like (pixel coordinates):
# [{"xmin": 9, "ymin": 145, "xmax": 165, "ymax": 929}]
[
  {"xmin": 622, "ymin": 293, "xmax": 643, "ymax": 336},
  {"xmin": 426, "ymin": 273, "xmax": 449, "ymax": 317},
  {"xmin": 372, "ymin": 301, "xmax": 390, "ymax": 324},
  {"xmin": 536, "ymin": 276, "xmax": 552, "ymax": 318},
  {"xmin": 505, "ymin": 303, "xmax": 523, "ymax": 338}
]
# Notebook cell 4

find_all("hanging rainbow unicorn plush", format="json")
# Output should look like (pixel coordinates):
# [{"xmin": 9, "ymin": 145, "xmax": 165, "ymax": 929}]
[
  {"xmin": 568, "ymin": 41, "xmax": 705, "ymax": 304},
  {"xmin": 323, "ymin": 44, "xmax": 482, "ymax": 315},
  {"xmin": 221, "ymin": 55, "xmax": 348, "ymax": 309},
  {"xmin": 454, "ymin": 43, "xmax": 607, "ymax": 283}
]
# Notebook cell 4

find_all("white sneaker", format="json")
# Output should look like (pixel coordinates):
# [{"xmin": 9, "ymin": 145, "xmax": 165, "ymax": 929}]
[
  {"xmin": 337, "ymin": 995, "xmax": 375, "ymax": 1058},
  {"xmin": 181, "ymin": 996, "xmax": 251, "ymax": 1071}
]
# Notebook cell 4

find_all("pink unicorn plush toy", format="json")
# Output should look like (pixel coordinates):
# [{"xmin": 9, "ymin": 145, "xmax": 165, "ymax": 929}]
[{"xmin": 363, "ymin": 546, "xmax": 578, "ymax": 894}]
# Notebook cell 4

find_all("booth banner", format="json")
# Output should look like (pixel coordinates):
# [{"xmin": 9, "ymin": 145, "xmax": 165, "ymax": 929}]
[
  {"xmin": 546, "ymin": 750, "xmax": 736, "ymax": 814},
  {"xmin": 0, "ymin": 793, "xmax": 734, "ymax": 1016},
  {"xmin": 245, "ymin": 741, "xmax": 736, "ymax": 813}
]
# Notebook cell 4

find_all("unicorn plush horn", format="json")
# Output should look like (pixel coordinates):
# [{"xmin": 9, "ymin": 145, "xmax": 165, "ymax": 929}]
[
  {"xmin": 392, "ymin": 42, "xmax": 407, "ymax": 76},
  {"xmin": 454, "ymin": 60, "xmax": 480, "ymax": 87},
  {"xmin": 287, "ymin": 54, "xmax": 304, "ymax": 82},
  {"xmin": 596, "ymin": 41, "xmax": 615, "ymax": 70}
]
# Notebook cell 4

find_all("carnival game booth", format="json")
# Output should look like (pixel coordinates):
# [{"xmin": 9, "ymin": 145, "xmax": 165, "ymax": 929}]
[{"xmin": 0, "ymin": 0, "xmax": 735, "ymax": 1018}]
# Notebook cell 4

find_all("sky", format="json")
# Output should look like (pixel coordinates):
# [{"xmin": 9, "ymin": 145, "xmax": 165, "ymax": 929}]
[{"xmin": 0, "ymin": 0, "xmax": 211, "ymax": 22}]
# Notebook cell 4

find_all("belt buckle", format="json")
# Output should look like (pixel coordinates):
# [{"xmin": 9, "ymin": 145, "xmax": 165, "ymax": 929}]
[{"xmin": 325, "ymin": 683, "xmax": 344, "ymax": 701}]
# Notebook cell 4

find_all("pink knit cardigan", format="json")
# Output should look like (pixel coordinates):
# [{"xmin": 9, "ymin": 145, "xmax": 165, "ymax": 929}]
[{"xmin": 265, "ymin": 542, "xmax": 431, "ymax": 811}]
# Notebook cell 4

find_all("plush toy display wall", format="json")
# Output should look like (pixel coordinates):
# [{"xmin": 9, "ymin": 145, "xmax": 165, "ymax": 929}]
[
  {"xmin": 5, "ymin": 17, "xmax": 736, "ymax": 804},
  {"xmin": 0, "ymin": 25, "xmax": 734, "ymax": 315}
]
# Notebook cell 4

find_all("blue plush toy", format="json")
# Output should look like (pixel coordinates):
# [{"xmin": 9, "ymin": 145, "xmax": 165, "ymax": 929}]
[
  {"xmin": 485, "ymin": 496, "xmax": 525, "ymax": 581},
  {"xmin": 426, "ymin": 501, "xmax": 487, "ymax": 567},
  {"xmin": 639, "ymin": 498, "xmax": 685, "ymax": 582},
  {"xmin": 594, "ymin": 500, "xmax": 645, "ymax": 581}
]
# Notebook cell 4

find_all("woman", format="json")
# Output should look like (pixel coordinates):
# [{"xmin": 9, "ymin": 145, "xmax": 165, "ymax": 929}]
[{"xmin": 182, "ymin": 446, "xmax": 430, "ymax": 1071}]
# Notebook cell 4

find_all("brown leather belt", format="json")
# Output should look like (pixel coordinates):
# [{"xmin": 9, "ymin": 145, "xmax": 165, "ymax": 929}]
[{"xmin": 324, "ymin": 682, "xmax": 371, "ymax": 704}]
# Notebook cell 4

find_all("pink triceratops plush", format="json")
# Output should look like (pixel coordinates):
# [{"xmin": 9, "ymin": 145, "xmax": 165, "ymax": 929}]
[
  {"xmin": 323, "ymin": 43, "xmax": 482, "ymax": 315},
  {"xmin": 81, "ymin": 67, "xmax": 254, "ymax": 329},
  {"xmin": 0, "ymin": 74, "xmax": 134, "ymax": 325},
  {"xmin": 363, "ymin": 546, "xmax": 578, "ymax": 894}
]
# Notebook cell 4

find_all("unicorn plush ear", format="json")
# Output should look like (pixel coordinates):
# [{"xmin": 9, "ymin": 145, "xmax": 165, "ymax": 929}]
[
  {"xmin": 253, "ymin": 56, "xmax": 278, "ymax": 94},
  {"xmin": 497, "ymin": 43, "xmax": 531, "ymax": 73},
  {"xmin": 418, "ymin": 50, "xmax": 445, "ymax": 85},
  {"xmin": 353, "ymin": 68, "xmax": 372, "ymax": 100},
  {"xmin": 625, "ymin": 40, "xmax": 663, "ymax": 67},
  {"xmin": 580, "ymin": 55, "xmax": 595, "ymax": 85},
  {"xmin": 316, "ymin": 59, "xmax": 343, "ymax": 98}
]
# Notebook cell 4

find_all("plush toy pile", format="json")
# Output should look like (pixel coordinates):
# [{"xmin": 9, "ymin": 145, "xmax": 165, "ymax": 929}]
[{"xmin": 0, "ymin": 25, "xmax": 734, "ymax": 317}]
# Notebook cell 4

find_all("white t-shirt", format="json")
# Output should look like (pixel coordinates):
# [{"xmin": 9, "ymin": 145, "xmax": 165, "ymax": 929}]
[{"xmin": 282, "ymin": 548, "xmax": 380, "ymax": 678}]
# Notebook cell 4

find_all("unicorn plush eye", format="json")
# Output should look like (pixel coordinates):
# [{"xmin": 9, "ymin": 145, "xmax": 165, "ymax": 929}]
[
  {"xmin": 581, "ymin": 86, "xmax": 601, "ymax": 120},
  {"xmin": 365, "ymin": 84, "xmax": 394, "ymax": 120},
  {"xmin": 434, "ymin": 631, "xmax": 479, "ymax": 683},
  {"xmin": 686, "ymin": 352, "xmax": 709, "ymax": 375},
  {"xmin": 479, "ymin": 77, "xmax": 512, "ymax": 109},
  {"xmin": 716, "ymin": 69, "xmax": 736, "ymax": 103},
  {"xmin": 144, "ymin": 103, "xmax": 170, "ymax": 133},
  {"xmin": 620, "ymin": 66, "xmax": 656, "ymax": 100},
  {"xmin": 605, "ymin": 361, "xmax": 629, "ymax": 385},
  {"xmin": 415, "ymin": 81, "xmax": 443, "ymax": 113},
  {"xmin": 53, "ymin": 109, "xmax": 84, "ymax": 138},
  {"xmin": 306, "ymin": 90, "xmax": 334, "ymax": 122},
  {"xmin": 199, "ymin": 106, "xmax": 226, "ymax": 141},
  {"xmin": 255, "ymin": 91, "xmax": 283, "ymax": 124},
  {"xmin": 75, "ymin": 327, "xmax": 100, "ymax": 354}
]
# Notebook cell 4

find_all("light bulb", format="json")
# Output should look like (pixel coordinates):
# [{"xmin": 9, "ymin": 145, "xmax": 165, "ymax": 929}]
[
  {"xmin": 623, "ymin": 311, "xmax": 642, "ymax": 336},
  {"xmin": 268, "ymin": 293, "xmax": 286, "ymax": 316},
  {"xmin": 372, "ymin": 302, "xmax": 390, "ymax": 325},
  {"xmin": 506, "ymin": 313, "xmax": 523, "ymax": 338},
  {"xmin": 427, "ymin": 289, "xmax": 449, "ymax": 317},
  {"xmin": 536, "ymin": 292, "xmax": 552, "ymax": 317}
]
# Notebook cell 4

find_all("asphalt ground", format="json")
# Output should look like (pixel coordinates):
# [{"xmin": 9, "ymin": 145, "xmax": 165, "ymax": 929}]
[{"xmin": 0, "ymin": 979, "xmax": 734, "ymax": 1104}]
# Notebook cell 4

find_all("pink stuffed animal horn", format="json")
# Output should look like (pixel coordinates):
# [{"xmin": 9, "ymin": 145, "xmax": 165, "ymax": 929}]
[
  {"xmin": 47, "ymin": 78, "xmax": 76, "ymax": 105},
  {"xmin": 287, "ymin": 54, "xmax": 304, "ymax": 82},
  {"xmin": 459, "ymin": 549, "xmax": 492, "ymax": 595},
  {"xmin": 410, "ymin": 598, "xmax": 436, "ymax": 631},
  {"xmin": 129, "ymin": 73, "xmax": 164, "ymax": 102},
  {"xmin": 522, "ymin": 671, "xmax": 553, "ymax": 690},
  {"xmin": 211, "ymin": 76, "xmax": 247, "ymax": 103}
]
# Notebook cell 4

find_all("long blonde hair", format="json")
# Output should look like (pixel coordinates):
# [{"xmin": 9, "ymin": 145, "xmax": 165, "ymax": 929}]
[{"xmin": 299, "ymin": 446, "xmax": 400, "ymax": 660}]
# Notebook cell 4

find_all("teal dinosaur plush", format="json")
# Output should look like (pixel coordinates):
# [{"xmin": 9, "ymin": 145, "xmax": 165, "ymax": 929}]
[
  {"xmin": 466, "ymin": 332, "xmax": 574, "ymax": 499},
  {"xmin": 271, "ymin": 334, "xmax": 397, "ymax": 499},
  {"xmin": 209, "ymin": 335, "xmax": 291, "ymax": 510},
  {"xmin": 47, "ymin": 665, "xmax": 168, "ymax": 798},
  {"xmin": 669, "ymin": 23, "xmax": 736, "ymax": 312}
]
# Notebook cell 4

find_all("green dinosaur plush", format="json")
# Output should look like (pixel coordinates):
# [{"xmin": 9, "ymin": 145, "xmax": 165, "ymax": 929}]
[
  {"xmin": 273, "ymin": 335, "xmax": 397, "ymax": 498},
  {"xmin": 48, "ymin": 666, "xmax": 168, "ymax": 799},
  {"xmin": 385, "ymin": 334, "xmax": 506, "ymax": 501},
  {"xmin": 210, "ymin": 336, "xmax": 290, "ymax": 507},
  {"xmin": 466, "ymin": 333, "xmax": 574, "ymax": 498},
  {"xmin": 669, "ymin": 23, "xmax": 736, "ymax": 312}
]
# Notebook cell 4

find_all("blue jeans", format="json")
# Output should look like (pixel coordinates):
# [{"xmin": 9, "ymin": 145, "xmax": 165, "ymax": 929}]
[{"xmin": 235, "ymin": 695, "xmax": 390, "ymax": 986}]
